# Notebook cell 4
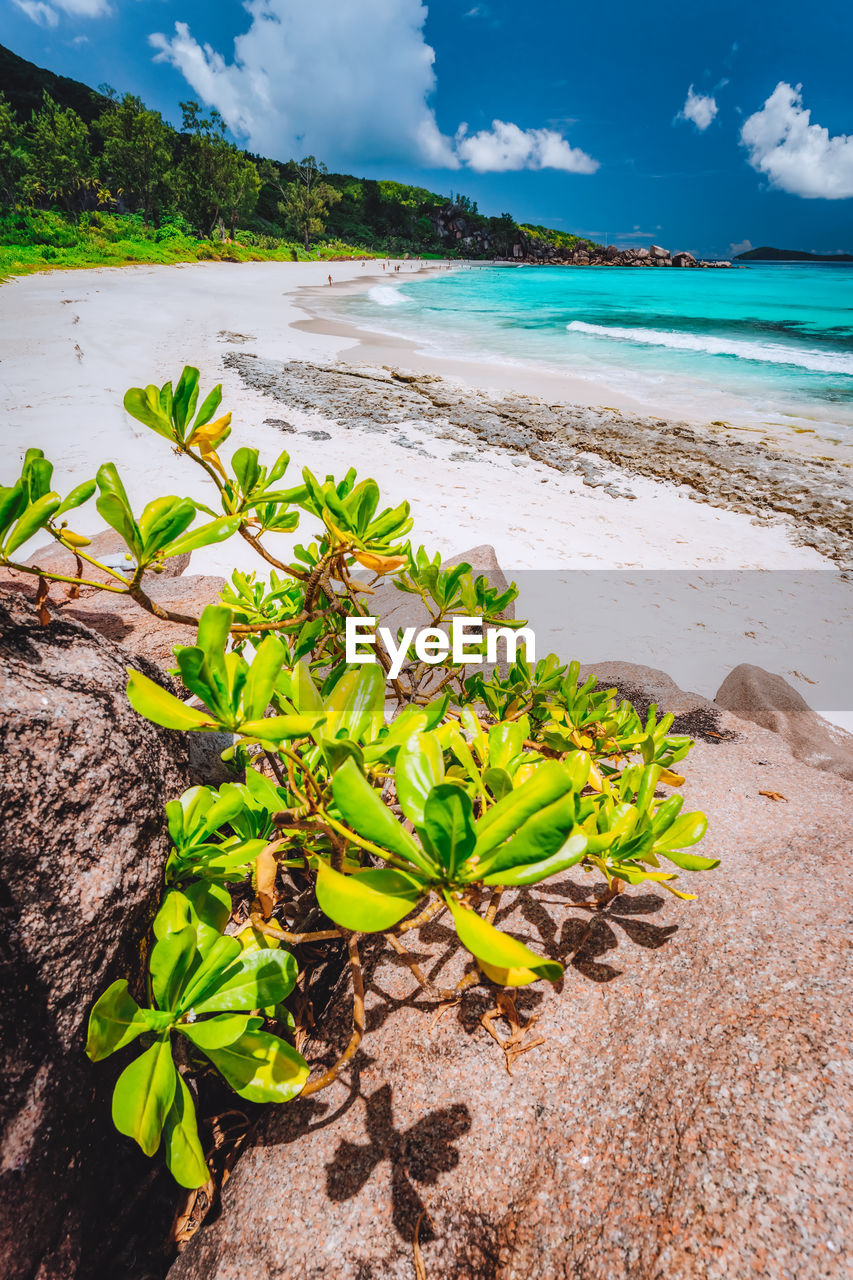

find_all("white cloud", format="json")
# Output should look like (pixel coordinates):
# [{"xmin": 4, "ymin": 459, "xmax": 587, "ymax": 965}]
[
  {"xmin": 12, "ymin": 0, "xmax": 59, "ymax": 24},
  {"xmin": 54, "ymin": 0, "xmax": 112, "ymax": 13},
  {"xmin": 730, "ymin": 239, "xmax": 753, "ymax": 256},
  {"xmin": 678, "ymin": 85, "xmax": 718, "ymax": 131},
  {"xmin": 13, "ymin": 0, "xmax": 111, "ymax": 23},
  {"xmin": 741, "ymin": 82, "xmax": 853, "ymax": 199},
  {"xmin": 454, "ymin": 120, "xmax": 598, "ymax": 173},
  {"xmin": 150, "ymin": 0, "xmax": 598, "ymax": 175}
]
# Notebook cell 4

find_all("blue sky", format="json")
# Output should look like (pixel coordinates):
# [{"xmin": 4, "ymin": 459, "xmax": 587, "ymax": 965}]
[{"xmin": 4, "ymin": 0, "xmax": 853, "ymax": 255}]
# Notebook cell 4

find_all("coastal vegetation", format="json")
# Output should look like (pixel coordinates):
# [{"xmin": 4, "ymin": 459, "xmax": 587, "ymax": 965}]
[
  {"xmin": 0, "ymin": 42, "xmax": 596, "ymax": 278},
  {"xmin": 1, "ymin": 365, "xmax": 715, "ymax": 1190}
]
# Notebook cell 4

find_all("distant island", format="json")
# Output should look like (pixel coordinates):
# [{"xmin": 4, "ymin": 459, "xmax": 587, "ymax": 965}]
[{"xmin": 734, "ymin": 246, "xmax": 853, "ymax": 263}]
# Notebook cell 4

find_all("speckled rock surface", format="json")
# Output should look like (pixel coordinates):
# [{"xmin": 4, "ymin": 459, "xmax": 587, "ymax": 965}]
[
  {"xmin": 168, "ymin": 669, "xmax": 852, "ymax": 1280},
  {"xmin": 0, "ymin": 589, "xmax": 194, "ymax": 1280},
  {"xmin": 0, "ymin": 568, "xmax": 223, "ymax": 676},
  {"xmin": 56, "ymin": 573, "xmax": 224, "ymax": 672},
  {"xmin": 715, "ymin": 662, "xmax": 853, "ymax": 782}
]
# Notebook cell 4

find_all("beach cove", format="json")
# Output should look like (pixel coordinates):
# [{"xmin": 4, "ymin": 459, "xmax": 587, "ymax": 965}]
[{"xmin": 1, "ymin": 257, "xmax": 850, "ymax": 728}]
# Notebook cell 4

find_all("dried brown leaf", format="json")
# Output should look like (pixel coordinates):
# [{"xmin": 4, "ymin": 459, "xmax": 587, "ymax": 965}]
[
  {"xmin": 35, "ymin": 577, "xmax": 51, "ymax": 626},
  {"xmin": 255, "ymin": 841, "xmax": 282, "ymax": 918}
]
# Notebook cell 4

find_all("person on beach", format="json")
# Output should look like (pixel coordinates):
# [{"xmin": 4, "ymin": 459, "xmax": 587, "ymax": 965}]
[{"xmin": 328, "ymin": 274, "xmax": 332, "ymax": 286}]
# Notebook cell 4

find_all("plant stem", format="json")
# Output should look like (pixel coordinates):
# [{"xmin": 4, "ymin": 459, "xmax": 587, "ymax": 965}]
[
  {"xmin": 251, "ymin": 916, "xmax": 343, "ymax": 945},
  {"xmin": 484, "ymin": 886, "xmax": 504, "ymax": 924},
  {"xmin": 300, "ymin": 934, "xmax": 364, "ymax": 1097},
  {"xmin": 395, "ymin": 897, "xmax": 446, "ymax": 934},
  {"xmin": 4, "ymin": 560, "xmax": 131, "ymax": 594}
]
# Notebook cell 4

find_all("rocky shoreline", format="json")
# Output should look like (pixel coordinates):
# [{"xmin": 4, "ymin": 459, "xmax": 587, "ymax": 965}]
[
  {"xmin": 427, "ymin": 204, "xmax": 729, "ymax": 266},
  {"xmin": 516, "ymin": 241, "xmax": 730, "ymax": 268},
  {"xmin": 224, "ymin": 354, "xmax": 852, "ymax": 566}
]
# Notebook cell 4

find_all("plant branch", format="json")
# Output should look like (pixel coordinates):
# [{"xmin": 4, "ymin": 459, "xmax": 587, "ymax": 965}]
[{"xmin": 300, "ymin": 933, "xmax": 364, "ymax": 1097}]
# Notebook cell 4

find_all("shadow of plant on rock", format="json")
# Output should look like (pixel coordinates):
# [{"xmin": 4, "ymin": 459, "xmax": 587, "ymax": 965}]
[
  {"xmin": 554, "ymin": 888, "xmax": 679, "ymax": 982},
  {"xmin": 325, "ymin": 1083, "xmax": 471, "ymax": 1242}
]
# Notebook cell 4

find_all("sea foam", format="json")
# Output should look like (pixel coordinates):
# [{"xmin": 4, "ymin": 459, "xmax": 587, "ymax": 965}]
[
  {"xmin": 368, "ymin": 285, "xmax": 408, "ymax": 307},
  {"xmin": 566, "ymin": 321, "xmax": 853, "ymax": 375}
]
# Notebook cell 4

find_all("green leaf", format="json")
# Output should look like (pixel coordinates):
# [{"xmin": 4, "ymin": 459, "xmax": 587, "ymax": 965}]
[
  {"xmin": 179, "ymin": 1013, "xmax": 256, "ymax": 1050},
  {"xmin": 315, "ymin": 862, "xmax": 423, "ymax": 932},
  {"xmin": 395, "ymin": 732, "xmax": 444, "ymax": 826},
  {"xmin": 422, "ymin": 785, "xmax": 475, "ymax": 878},
  {"xmin": 154, "ymin": 883, "xmax": 231, "ymax": 952},
  {"xmin": 150, "ymin": 926, "xmax": 199, "ymax": 1013},
  {"xmin": 86, "ymin": 980, "xmax": 149, "ymax": 1062},
  {"xmin": 55, "ymin": 478, "xmax": 97, "ymax": 517},
  {"xmin": 200, "ymin": 1028, "xmax": 309, "ymax": 1103},
  {"xmin": 446, "ymin": 897, "xmax": 562, "ymax": 986},
  {"xmin": 172, "ymin": 366, "xmax": 200, "ymax": 436},
  {"xmin": 95, "ymin": 463, "xmax": 141, "ymax": 557},
  {"xmin": 483, "ymin": 767, "xmax": 513, "ymax": 802},
  {"xmin": 481, "ymin": 834, "xmax": 587, "ymax": 886},
  {"xmin": 192, "ymin": 382, "xmax": 223, "ymax": 432},
  {"xmin": 292, "ymin": 659, "xmax": 324, "ymax": 718},
  {"xmin": 163, "ymin": 1074, "xmax": 209, "ymax": 1189},
  {"xmin": 331, "ymin": 757, "xmax": 432, "ymax": 874},
  {"xmin": 138, "ymin": 496, "xmax": 196, "ymax": 560},
  {"xmin": 197, "ymin": 602, "xmax": 232, "ymax": 659},
  {"xmin": 476, "ymin": 794, "xmax": 582, "ymax": 878},
  {"xmin": 112, "ymin": 1036, "xmax": 177, "ymax": 1157},
  {"xmin": 658, "ymin": 848, "xmax": 719, "ymax": 871},
  {"xmin": 162, "ymin": 514, "xmax": 242, "ymax": 559},
  {"xmin": 124, "ymin": 385, "xmax": 174, "ymax": 439},
  {"xmin": 4, "ymin": 491, "xmax": 61, "ymax": 555},
  {"xmin": 238, "ymin": 714, "xmax": 323, "ymax": 742},
  {"xmin": 176, "ymin": 934, "xmax": 241, "ymax": 1013},
  {"xmin": 474, "ymin": 761, "xmax": 574, "ymax": 859},
  {"xmin": 191, "ymin": 949, "xmax": 299, "ymax": 1015},
  {"xmin": 0, "ymin": 482, "xmax": 27, "ymax": 538},
  {"xmin": 324, "ymin": 664, "xmax": 385, "ymax": 742},
  {"xmin": 231, "ymin": 446, "xmax": 260, "ymax": 495},
  {"xmin": 243, "ymin": 635, "xmax": 287, "ymax": 722},
  {"xmin": 654, "ymin": 811, "xmax": 709, "ymax": 852},
  {"xmin": 126, "ymin": 668, "xmax": 220, "ymax": 732}
]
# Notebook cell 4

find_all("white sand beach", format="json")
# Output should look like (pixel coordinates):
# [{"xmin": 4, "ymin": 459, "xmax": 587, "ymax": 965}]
[{"xmin": 1, "ymin": 260, "xmax": 849, "ymax": 724}]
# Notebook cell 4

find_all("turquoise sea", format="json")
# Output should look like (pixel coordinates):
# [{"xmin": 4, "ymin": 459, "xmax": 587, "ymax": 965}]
[{"xmin": 333, "ymin": 263, "xmax": 853, "ymax": 435}]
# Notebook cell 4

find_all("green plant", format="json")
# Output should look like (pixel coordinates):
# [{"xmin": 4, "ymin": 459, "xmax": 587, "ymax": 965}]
[
  {"xmin": 86, "ymin": 882, "xmax": 307, "ymax": 1185},
  {"xmin": 5, "ymin": 367, "xmax": 715, "ymax": 1191}
]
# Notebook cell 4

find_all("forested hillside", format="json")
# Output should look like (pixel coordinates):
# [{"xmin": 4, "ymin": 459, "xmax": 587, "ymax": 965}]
[{"xmin": 0, "ymin": 43, "xmax": 594, "ymax": 275}]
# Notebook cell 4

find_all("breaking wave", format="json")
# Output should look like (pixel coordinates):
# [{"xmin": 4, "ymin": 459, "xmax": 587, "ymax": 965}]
[{"xmin": 565, "ymin": 321, "xmax": 853, "ymax": 375}]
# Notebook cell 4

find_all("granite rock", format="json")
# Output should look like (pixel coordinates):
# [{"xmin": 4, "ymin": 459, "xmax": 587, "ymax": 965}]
[
  {"xmin": 715, "ymin": 662, "xmax": 853, "ymax": 781},
  {"xmin": 58, "ymin": 574, "xmax": 225, "ymax": 673},
  {"xmin": 167, "ymin": 665, "xmax": 853, "ymax": 1280},
  {"xmin": 0, "ymin": 588, "xmax": 194, "ymax": 1280}
]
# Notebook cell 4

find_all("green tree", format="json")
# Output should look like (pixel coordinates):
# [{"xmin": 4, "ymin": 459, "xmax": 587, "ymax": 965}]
[
  {"xmin": 23, "ymin": 93, "xmax": 96, "ymax": 212},
  {"xmin": 222, "ymin": 151, "xmax": 261, "ymax": 239},
  {"xmin": 176, "ymin": 101, "xmax": 260, "ymax": 238},
  {"xmin": 0, "ymin": 93, "xmax": 27, "ymax": 205},
  {"xmin": 276, "ymin": 156, "xmax": 341, "ymax": 251},
  {"xmin": 96, "ymin": 93, "xmax": 175, "ymax": 223}
]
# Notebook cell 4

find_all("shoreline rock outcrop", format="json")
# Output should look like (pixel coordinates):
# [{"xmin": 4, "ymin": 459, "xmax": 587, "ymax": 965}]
[
  {"xmin": 0, "ymin": 589, "xmax": 195, "ymax": 1280},
  {"xmin": 427, "ymin": 204, "xmax": 729, "ymax": 266}
]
